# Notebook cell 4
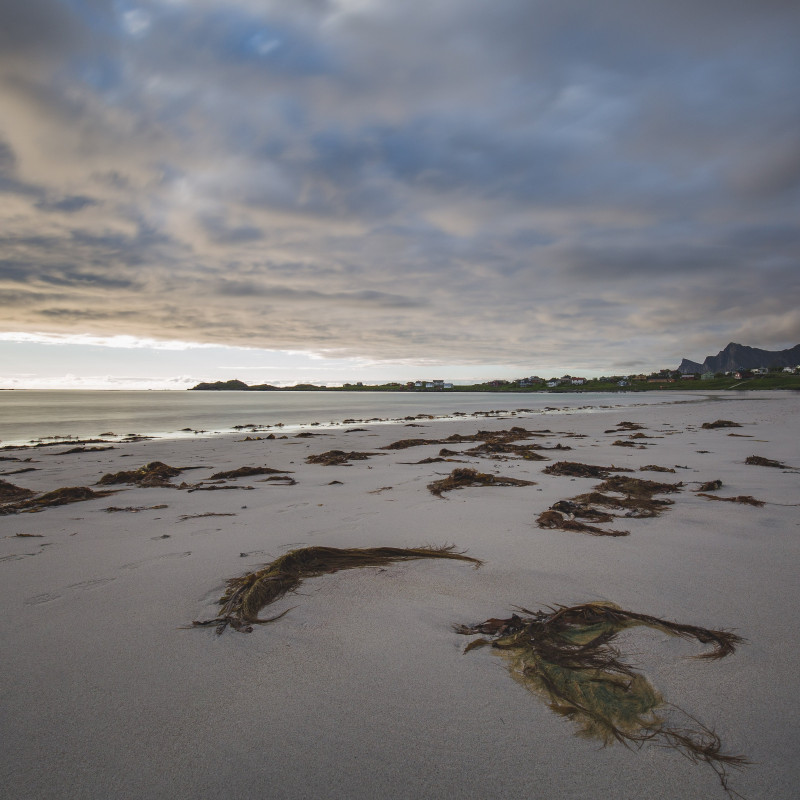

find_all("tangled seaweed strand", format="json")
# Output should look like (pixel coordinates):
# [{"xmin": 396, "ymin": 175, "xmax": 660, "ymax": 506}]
[
  {"xmin": 194, "ymin": 545, "xmax": 483, "ymax": 634},
  {"xmin": 456, "ymin": 602, "xmax": 747, "ymax": 797},
  {"xmin": 427, "ymin": 468, "xmax": 536, "ymax": 497},
  {"xmin": 697, "ymin": 494, "xmax": 765, "ymax": 507},
  {"xmin": 702, "ymin": 420, "xmax": 742, "ymax": 429}
]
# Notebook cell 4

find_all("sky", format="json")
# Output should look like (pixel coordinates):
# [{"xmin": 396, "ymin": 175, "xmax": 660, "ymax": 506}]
[{"xmin": 1, "ymin": 0, "xmax": 799, "ymax": 389}]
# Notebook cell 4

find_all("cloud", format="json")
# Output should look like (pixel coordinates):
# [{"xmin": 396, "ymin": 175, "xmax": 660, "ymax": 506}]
[{"xmin": 0, "ymin": 0, "xmax": 799, "ymax": 379}]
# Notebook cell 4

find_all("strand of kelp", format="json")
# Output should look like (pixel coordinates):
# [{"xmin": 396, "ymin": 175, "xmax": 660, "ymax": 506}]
[
  {"xmin": 192, "ymin": 545, "xmax": 483, "ymax": 634},
  {"xmin": 456, "ymin": 601, "xmax": 747, "ymax": 798}
]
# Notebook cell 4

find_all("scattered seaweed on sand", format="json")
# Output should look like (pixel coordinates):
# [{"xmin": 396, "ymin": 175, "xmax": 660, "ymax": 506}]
[
  {"xmin": 697, "ymin": 494, "xmax": 765, "ymax": 507},
  {"xmin": 696, "ymin": 480, "xmax": 723, "ymax": 492},
  {"xmin": 612, "ymin": 440, "xmax": 638, "ymax": 448},
  {"xmin": 193, "ymin": 544, "xmax": 482, "ymax": 634},
  {"xmin": 2, "ymin": 486, "xmax": 116, "ymax": 514},
  {"xmin": 209, "ymin": 466, "xmax": 292, "ymax": 480},
  {"xmin": 640, "ymin": 465, "xmax": 676, "ymax": 473},
  {"xmin": 427, "ymin": 468, "xmax": 536, "ymax": 497},
  {"xmin": 368, "ymin": 486, "xmax": 393, "ymax": 494},
  {"xmin": 306, "ymin": 450, "xmax": 381, "ymax": 466},
  {"xmin": 258, "ymin": 475, "xmax": 297, "ymax": 485},
  {"xmin": 456, "ymin": 602, "xmax": 747, "ymax": 797},
  {"xmin": 381, "ymin": 427, "xmax": 549, "ymax": 452},
  {"xmin": 542, "ymin": 461, "xmax": 633, "ymax": 478},
  {"xmin": 0, "ymin": 479, "xmax": 35, "ymax": 503},
  {"xmin": 0, "ymin": 467, "xmax": 39, "ymax": 476},
  {"xmin": 179, "ymin": 512, "xmax": 238, "ymax": 521},
  {"xmin": 702, "ymin": 420, "xmax": 742, "ymax": 429},
  {"xmin": 745, "ymin": 455, "xmax": 790, "ymax": 469},
  {"xmin": 97, "ymin": 461, "xmax": 195, "ymax": 488}
]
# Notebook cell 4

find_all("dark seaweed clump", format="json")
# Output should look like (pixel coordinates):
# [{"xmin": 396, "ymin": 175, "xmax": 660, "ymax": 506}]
[
  {"xmin": 193, "ymin": 545, "xmax": 482, "ymax": 634},
  {"xmin": 456, "ymin": 602, "xmax": 747, "ymax": 797},
  {"xmin": 306, "ymin": 450, "xmax": 380, "ymax": 466},
  {"xmin": 640, "ymin": 465, "xmax": 676, "ymax": 473},
  {"xmin": 542, "ymin": 461, "xmax": 633, "ymax": 479},
  {"xmin": 427, "ymin": 468, "xmax": 536, "ymax": 497},
  {"xmin": 696, "ymin": 480, "xmax": 723, "ymax": 492},
  {"xmin": 745, "ymin": 455, "xmax": 790, "ymax": 469},
  {"xmin": 0, "ymin": 479, "xmax": 35, "ymax": 503},
  {"xmin": 97, "ymin": 461, "xmax": 191, "ymax": 488},
  {"xmin": 702, "ymin": 420, "xmax": 742, "ymax": 429},
  {"xmin": 1, "ymin": 486, "xmax": 116, "ymax": 514},
  {"xmin": 210, "ymin": 466, "xmax": 292, "ymax": 479}
]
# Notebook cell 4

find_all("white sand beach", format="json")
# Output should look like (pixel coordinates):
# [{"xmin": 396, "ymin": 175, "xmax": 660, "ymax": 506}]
[{"xmin": 1, "ymin": 391, "xmax": 798, "ymax": 799}]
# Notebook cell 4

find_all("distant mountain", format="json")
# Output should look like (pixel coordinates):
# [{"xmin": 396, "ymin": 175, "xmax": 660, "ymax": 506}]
[{"xmin": 677, "ymin": 342, "xmax": 800, "ymax": 374}]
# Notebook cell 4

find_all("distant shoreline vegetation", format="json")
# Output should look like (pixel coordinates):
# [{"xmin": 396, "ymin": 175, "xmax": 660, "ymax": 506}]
[{"xmin": 190, "ymin": 373, "xmax": 800, "ymax": 393}]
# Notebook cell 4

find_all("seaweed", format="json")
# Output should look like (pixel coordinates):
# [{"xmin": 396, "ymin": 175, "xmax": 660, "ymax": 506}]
[
  {"xmin": 615, "ymin": 421, "xmax": 645, "ymax": 430},
  {"xmin": 611, "ymin": 440, "xmax": 637, "ymax": 448},
  {"xmin": 542, "ymin": 461, "xmax": 633, "ymax": 478},
  {"xmin": 2, "ymin": 486, "xmax": 116, "ymax": 513},
  {"xmin": 696, "ymin": 480, "xmax": 723, "ymax": 492},
  {"xmin": 640, "ymin": 465, "xmax": 676, "ymax": 473},
  {"xmin": 745, "ymin": 455, "xmax": 790, "ymax": 469},
  {"xmin": 697, "ymin": 494, "xmax": 765, "ymax": 507},
  {"xmin": 381, "ymin": 438, "xmax": 435, "ymax": 450},
  {"xmin": 97, "ymin": 461, "xmax": 192, "ymax": 488},
  {"xmin": 536, "ymin": 509, "xmax": 629, "ymax": 536},
  {"xmin": 193, "ymin": 544, "xmax": 482, "ymax": 633},
  {"xmin": 56, "ymin": 446, "xmax": 116, "ymax": 454},
  {"xmin": 104, "ymin": 504, "xmax": 168, "ymax": 513},
  {"xmin": 456, "ymin": 602, "xmax": 747, "ymax": 797},
  {"xmin": 210, "ymin": 466, "xmax": 292, "ymax": 479},
  {"xmin": 702, "ymin": 420, "xmax": 742, "ymax": 429},
  {"xmin": 306, "ymin": 450, "xmax": 381, "ymax": 466},
  {"xmin": 0, "ymin": 479, "xmax": 35, "ymax": 503},
  {"xmin": 463, "ymin": 442, "xmax": 549, "ymax": 460},
  {"xmin": 382, "ymin": 427, "xmax": 547, "ymax": 452},
  {"xmin": 427, "ymin": 468, "xmax": 536, "ymax": 497},
  {"xmin": 179, "ymin": 512, "xmax": 238, "ymax": 521}
]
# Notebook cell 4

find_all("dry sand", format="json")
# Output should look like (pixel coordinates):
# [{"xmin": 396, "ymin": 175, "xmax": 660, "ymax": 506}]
[{"xmin": 1, "ymin": 391, "xmax": 798, "ymax": 799}]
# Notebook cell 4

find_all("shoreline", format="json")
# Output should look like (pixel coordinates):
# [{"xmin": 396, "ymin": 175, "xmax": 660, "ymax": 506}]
[
  {"xmin": 2, "ymin": 392, "xmax": 798, "ymax": 798},
  {"xmin": 0, "ymin": 389, "xmax": 762, "ymax": 450}
]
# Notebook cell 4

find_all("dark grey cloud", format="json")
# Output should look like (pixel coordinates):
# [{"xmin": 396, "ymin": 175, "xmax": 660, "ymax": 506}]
[{"xmin": 0, "ymin": 0, "xmax": 798, "ymax": 372}]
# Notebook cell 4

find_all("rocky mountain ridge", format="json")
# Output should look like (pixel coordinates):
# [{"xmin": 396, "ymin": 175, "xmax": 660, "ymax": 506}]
[{"xmin": 677, "ymin": 342, "xmax": 800, "ymax": 374}]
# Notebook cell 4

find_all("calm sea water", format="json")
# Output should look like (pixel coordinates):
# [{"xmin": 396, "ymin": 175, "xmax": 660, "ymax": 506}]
[{"xmin": 0, "ymin": 390, "xmax": 701, "ymax": 447}]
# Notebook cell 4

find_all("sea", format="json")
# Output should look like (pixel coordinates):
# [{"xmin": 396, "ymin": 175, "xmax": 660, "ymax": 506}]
[{"xmin": 0, "ymin": 390, "xmax": 705, "ymax": 448}]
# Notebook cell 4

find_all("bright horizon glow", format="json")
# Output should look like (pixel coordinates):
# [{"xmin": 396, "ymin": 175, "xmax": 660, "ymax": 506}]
[{"xmin": 0, "ymin": 333, "xmax": 638, "ymax": 390}]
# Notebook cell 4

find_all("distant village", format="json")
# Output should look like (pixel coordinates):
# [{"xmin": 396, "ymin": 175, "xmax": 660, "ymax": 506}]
[{"xmin": 343, "ymin": 365, "xmax": 800, "ymax": 392}]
